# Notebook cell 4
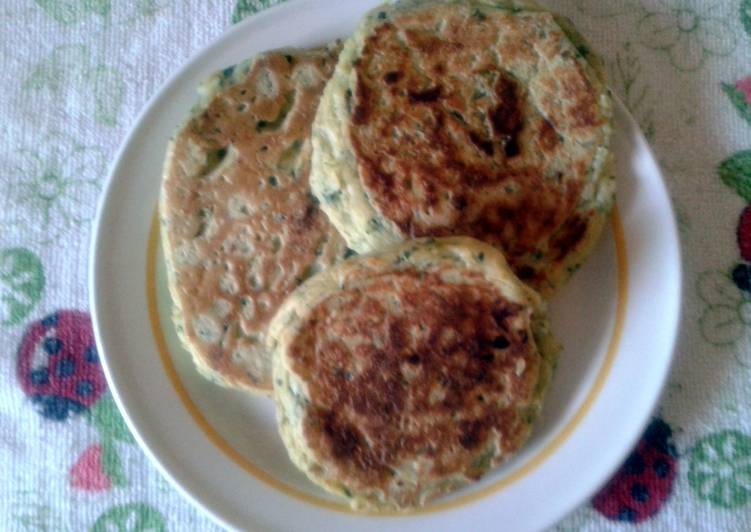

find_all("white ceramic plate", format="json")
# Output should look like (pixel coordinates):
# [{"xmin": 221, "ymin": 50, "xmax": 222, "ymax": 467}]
[{"xmin": 89, "ymin": 1, "xmax": 682, "ymax": 530}]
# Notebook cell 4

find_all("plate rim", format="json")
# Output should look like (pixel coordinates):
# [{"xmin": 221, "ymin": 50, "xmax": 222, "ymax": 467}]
[
  {"xmin": 144, "ymin": 206, "xmax": 629, "ymax": 516},
  {"xmin": 88, "ymin": 1, "xmax": 683, "ymax": 530}
]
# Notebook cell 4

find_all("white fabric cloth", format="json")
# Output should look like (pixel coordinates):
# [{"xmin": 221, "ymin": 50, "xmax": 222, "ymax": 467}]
[{"xmin": 1, "ymin": 1, "xmax": 750, "ymax": 530}]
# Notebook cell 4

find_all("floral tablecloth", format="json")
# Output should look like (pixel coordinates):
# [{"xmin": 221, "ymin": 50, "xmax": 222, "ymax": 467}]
[{"xmin": 1, "ymin": 1, "xmax": 750, "ymax": 530}]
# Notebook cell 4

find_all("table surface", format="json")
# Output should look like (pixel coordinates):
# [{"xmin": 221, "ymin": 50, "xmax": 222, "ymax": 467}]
[{"xmin": 1, "ymin": 1, "xmax": 750, "ymax": 530}]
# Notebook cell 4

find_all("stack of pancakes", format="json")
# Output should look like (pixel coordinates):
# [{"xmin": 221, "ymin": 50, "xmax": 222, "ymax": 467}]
[{"xmin": 160, "ymin": 0, "xmax": 613, "ymax": 512}]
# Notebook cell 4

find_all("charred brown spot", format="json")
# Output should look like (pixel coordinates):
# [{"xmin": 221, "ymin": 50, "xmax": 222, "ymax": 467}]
[
  {"xmin": 404, "ymin": 28, "xmax": 463, "ymax": 54},
  {"xmin": 371, "ymin": 170, "xmax": 397, "ymax": 203},
  {"xmin": 491, "ymin": 335, "xmax": 510, "ymax": 349},
  {"xmin": 469, "ymin": 131, "xmax": 494, "ymax": 156},
  {"xmin": 505, "ymin": 138, "xmax": 520, "ymax": 158},
  {"xmin": 451, "ymin": 194, "xmax": 468, "ymax": 211},
  {"xmin": 322, "ymin": 411, "xmax": 362, "ymax": 458},
  {"xmin": 297, "ymin": 201, "xmax": 318, "ymax": 228},
  {"xmin": 459, "ymin": 420, "xmax": 486, "ymax": 449},
  {"xmin": 408, "ymin": 86, "xmax": 442, "ymax": 103},
  {"xmin": 550, "ymin": 216, "xmax": 588, "ymax": 260},
  {"xmin": 489, "ymin": 74, "xmax": 524, "ymax": 158},
  {"xmin": 492, "ymin": 307, "xmax": 511, "ymax": 326},
  {"xmin": 352, "ymin": 77, "xmax": 372, "ymax": 125},
  {"xmin": 517, "ymin": 266, "xmax": 537, "ymax": 280},
  {"xmin": 422, "ymin": 179, "xmax": 439, "ymax": 208},
  {"xmin": 384, "ymin": 71, "xmax": 403, "ymax": 84}
]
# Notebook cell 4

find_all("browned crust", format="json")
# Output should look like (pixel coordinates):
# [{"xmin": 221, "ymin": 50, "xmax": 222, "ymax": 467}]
[
  {"xmin": 288, "ymin": 267, "xmax": 541, "ymax": 496},
  {"xmin": 344, "ymin": 7, "xmax": 609, "ymax": 292}
]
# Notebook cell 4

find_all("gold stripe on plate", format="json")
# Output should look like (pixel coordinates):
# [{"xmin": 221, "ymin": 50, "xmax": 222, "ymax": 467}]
[{"xmin": 146, "ymin": 207, "xmax": 628, "ymax": 516}]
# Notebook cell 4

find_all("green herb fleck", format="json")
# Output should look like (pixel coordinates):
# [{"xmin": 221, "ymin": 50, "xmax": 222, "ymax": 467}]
[
  {"xmin": 200, "ymin": 147, "xmax": 228, "ymax": 178},
  {"xmin": 295, "ymin": 262, "xmax": 321, "ymax": 285},
  {"xmin": 368, "ymin": 217, "xmax": 384, "ymax": 232},
  {"xmin": 471, "ymin": 448, "xmax": 495, "ymax": 472},
  {"xmin": 345, "ymin": 88, "xmax": 353, "ymax": 115},
  {"xmin": 322, "ymin": 190, "xmax": 342, "ymax": 204},
  {"xmin": 271, "ymin": 235, "xmax": 282, "ymax": 253},
  {"xmin": 449, "ymin": 110, "xmax": 467, "ymax": 123},
  {"xmin": 277, "ymin": 138, "xmax": 304, "ymax": 174},
  {"xmin": 334, "ymin": 368, "xmax": 353, "ymax": 381},
  {"xmin": 257, "ymin": 91, "xmax": 295, "ymax": 132},
  {"xmin": 194, "ymin": 207, "xmax": 212, "ymax": 238},
  {"xmin": 472, "ymin": 8, "xmax": 487, "ymax": 21},
  {"xmin": 221, "ymin": 65, "xmax": 235, "ymax": 79}
]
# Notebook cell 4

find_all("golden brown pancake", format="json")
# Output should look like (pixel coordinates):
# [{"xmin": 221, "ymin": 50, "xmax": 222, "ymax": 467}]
[
  {"xmin": 311, "ymin": 0, "xmax": 614, "ymax": 295},
  {"xmin": 160, "ymin": 44, "xmax": 347, "ymax": 394},
  {"xmin": 270, "ymin": 237, "xmax": 559, "ymax": 510}
]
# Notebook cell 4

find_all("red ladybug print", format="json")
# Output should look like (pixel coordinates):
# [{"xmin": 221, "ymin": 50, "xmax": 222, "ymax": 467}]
[
  {"xmin": 732, "ymin": 263, "xmax": 751, "ymax": 293},
  {"xmin": 592, "ymin": 417, "xmax": 678, "ymax": 523},
  {"xmin": 17, "ymin": 310, "xmax": 106, "ymax": 420},
  {"xmin": 737, "ymin": 206, "xmax": 751, "ymax": 263}
]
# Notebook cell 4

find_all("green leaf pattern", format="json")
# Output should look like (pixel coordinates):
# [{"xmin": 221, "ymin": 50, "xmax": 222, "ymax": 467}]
[
  {"xmin": 24, "ymin": 45, "xmax": 125, "ymax": 127},
  {"xmin": 91, "ymin": 396, "xmax": 135, "ymax": 444},
  {"xmin": 101, "ymin": 440, "xmax": 127, "ymax": 488},
  {"xmin": 0, "ymin": 248, "xmax": 45, "ymax": 326},
  {"xmin": 91, "ymin": 503, "xmax": 166, "ymax": 532},
  {"xmin": 232, "ymin": 0, "xmax": 285, "ymax": 24},
  {"xmin": 572, "ymin": 1, "xmax": 643, "ymax": 18},
  {"xmin": 718, "ymin": 151, "xmax": 751, "ymax": 202},
  {"xmin": 723, "ymin": 83, "xmax": 751, "ymax": 126},
  {"xmin": 3, "ymin": 134, "xmax": 104, "ymax": 245},
  {"xmin": 12, "ymin": 497, "xmax": 74, "ymax": 532},
  {"xmin": 85, "ymin": 65, "xmax": 126, "ymax": 127},
  {"xmin": 636, "ymin": 0, "xmax": 737, "ymax": 71},
  {"xmin": 689, "ymin": 430, "xmax": 751, "ymax": 509},
  {"xmin": 608, "ymin": 42, "xmax": 656, "ymax": 139},
  {"xmin": 34, "ymin": 0, "xmax": 111, "ymax": 25},
  {"xmin": 742, "ymin": 0, "xmax": 751, "ymax": 37},
  {"xmin": 35, "ymin": 1, "xmax": 168, "ymax": 25},
  {"xmin": 86, "ymin": 396, "xmax": 136, "ymax": 489},
  {"xmin": 697, "ymin": 271, "xmax": 751, "ymax": 350}
]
